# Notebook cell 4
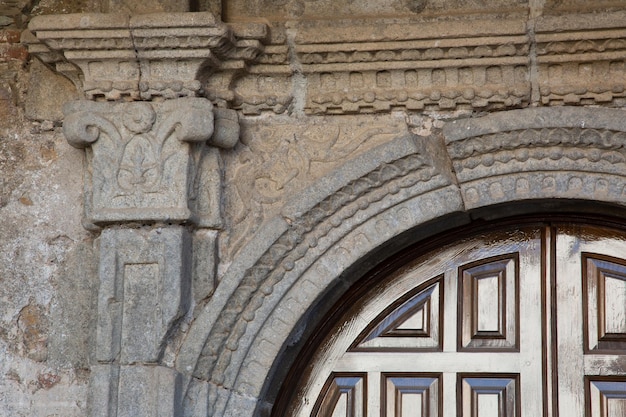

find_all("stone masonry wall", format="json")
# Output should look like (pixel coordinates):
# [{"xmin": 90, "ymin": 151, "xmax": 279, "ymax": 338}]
[{"xmin": 4, "ymin": 1, "xmax": 626, "ymax": 416}]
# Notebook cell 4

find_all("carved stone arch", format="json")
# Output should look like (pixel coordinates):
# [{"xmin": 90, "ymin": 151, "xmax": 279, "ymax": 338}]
[{"xmin": 176, "ymin": 106, "xmax": 626, "ymax": 417}]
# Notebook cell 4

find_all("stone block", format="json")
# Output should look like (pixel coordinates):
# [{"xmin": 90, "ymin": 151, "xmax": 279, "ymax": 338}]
[
  {"xmin": 224, "ymin": 0, "xmax": 528, "ymax": 21},
  {"xmin": 96, "ymin": 227, "xmax": 191, "ymax": 364},
  {"xmin": 182, "ymin": 377, "xmax": 209, "ymax": 417},
  {"xmin": 89, "ymin": 364, "xmax": 119, "ymax": 417},
  {"xmin": 24, "ymin": 59, "xmax": 79, "ymax": 122},
  {"xmin": 117, "ymin": 365, "xmax": 183, "ymax": 417},
  {"xmin": 48, "ymin": 241, "xmax": 97, "ymax": 369},
  {"xmin": 90, "ymin": 364, "xmax": 183, "ymax": 417},
  {"xmin": 106, "ymin": 0, "xmax": 190, "ymax": 13},
  {"xmin": 192, "ymin": 229, "xmax": 218, "ymax": 304}
]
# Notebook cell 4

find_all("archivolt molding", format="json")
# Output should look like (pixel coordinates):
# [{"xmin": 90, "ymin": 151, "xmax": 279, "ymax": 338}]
[
  {"xmin": 190, "ymin": 136, "xmax": 452, "ymax": 376},
  {"xmin": 176, "ymin": 107, "xmax": 626, "ymax": 417},
  {"xmin": 444, "ymin": 107, "xmax": 626, "ymax": 210}
]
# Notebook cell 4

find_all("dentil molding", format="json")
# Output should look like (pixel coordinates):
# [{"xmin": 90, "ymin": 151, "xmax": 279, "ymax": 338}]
[
  {"xmin": 25, "ymin": 12, "xmax": 268, "ymax": 100},
  {"xmin": 26, "ymin": 11, "xmax": 626, "ymax": 114}
]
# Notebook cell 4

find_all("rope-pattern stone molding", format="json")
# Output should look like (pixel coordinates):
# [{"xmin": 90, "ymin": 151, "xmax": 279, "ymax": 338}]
[
  {"xmin": 449, "ymin": 128, "xmax": 626, "ymax": 175},
  {"xmin": 193, "ymin": 152, "xmax": 442, "ymax": 386}
]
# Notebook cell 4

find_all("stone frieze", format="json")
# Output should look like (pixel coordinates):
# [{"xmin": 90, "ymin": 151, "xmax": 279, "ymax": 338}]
[{"xmin": 26, "ymin": 11, "xmax": 626, "ymax": 114}]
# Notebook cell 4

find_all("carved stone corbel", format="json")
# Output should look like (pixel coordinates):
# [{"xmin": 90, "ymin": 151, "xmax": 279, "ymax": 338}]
[{"xmin": 26, "ymin": 12, "xmax": 268, "ymax": 101}]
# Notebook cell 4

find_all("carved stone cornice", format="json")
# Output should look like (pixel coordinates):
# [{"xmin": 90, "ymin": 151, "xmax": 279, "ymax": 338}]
[
  {"xmin": 26, "ymin": 12, "xmax": 268, "ymax": 100},
  {"xmin": 229, "ymin": 18, "xmax": 532, "ymax": 115},
  {"xmin": 25, "ymin": 11, "xmax": 626, "ymax": 115},
  {"xmin": 295, "ymin": 19, "xmax": 531, "ymax": 114},
  {"xmin": 536, "ymin": 11, "xmax": 626, "ymax": 106},
  {"xmin": 63, "ymin": 97, "xmax": 238, "ymax": 227}
]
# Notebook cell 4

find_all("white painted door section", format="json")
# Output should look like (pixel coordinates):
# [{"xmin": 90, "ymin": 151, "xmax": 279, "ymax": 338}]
[{"xmin": 287, "ymin": 225, "xmax": 626, "ymax": 417}]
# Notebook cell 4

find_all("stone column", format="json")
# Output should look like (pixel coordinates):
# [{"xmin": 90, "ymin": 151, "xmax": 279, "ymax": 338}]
[
  {"xmin": 62, "ymin": 98, "xmax": 238, "ymax": 417},
  {"xmin": 25, "ymin": 12, "xmax": 267, "ymax": 416}
]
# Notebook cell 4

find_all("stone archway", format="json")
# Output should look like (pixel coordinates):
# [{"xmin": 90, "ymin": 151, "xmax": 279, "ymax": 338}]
[{"xmin": 176, "ymin": 106, "xmax": 626, "ymax": 416}]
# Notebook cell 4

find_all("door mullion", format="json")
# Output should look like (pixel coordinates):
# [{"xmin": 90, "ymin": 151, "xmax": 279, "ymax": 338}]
[
  {"xmin": 368, "ymin": 371, "xmax": 380, "ymax": 417},
  {"xmin": 542, "ymin": 226, "xmax": 558, "ymax": 417},
  {"xmin": 442, "ymin": 372, "xmax": 456, "ymax": 417},
  {"xmin": 518, "ymin": 229, "xmax": 545, "ymax": 417},
  {"xmin": 443, "ymin": 268, "xmax": 458, "ymax": 353},
  {"xmin": 555, "ymin": 229, "xmax": 586, "ymax": 417}
]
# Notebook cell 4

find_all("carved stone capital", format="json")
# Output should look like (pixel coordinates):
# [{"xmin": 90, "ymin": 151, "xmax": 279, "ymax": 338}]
[
  {"xmin": 63, "ymin": 97, "xmax": 238, "ymax": 226},
  {"xmin": 26, "ymin": 12, "xmax": 268, "ymax": 100}
]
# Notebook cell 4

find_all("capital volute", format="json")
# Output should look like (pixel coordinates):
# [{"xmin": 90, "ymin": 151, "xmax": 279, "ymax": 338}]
[
  {"xmin": 63, "ymin": 98, "xmax": 237, "ymax": 227},
  {"xmin": 23, "ymin": 12, "xmax": 265, "ymax": 228}
]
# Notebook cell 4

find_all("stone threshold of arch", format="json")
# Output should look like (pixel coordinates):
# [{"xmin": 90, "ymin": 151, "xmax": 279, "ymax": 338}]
[{"xmin": 23, "ymin": 9, "xmax": 626, "ymax": 417}]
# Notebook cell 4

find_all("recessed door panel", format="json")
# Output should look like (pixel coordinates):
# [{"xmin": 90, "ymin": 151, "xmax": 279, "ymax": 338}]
[
  {"xmin": 352, "ymin": 277, "xmax": 443, "ymax": 351},
  {"xmin": 458, "ymin": 375, "xmax": 519, "ymax": 417},
  {"xmin": 458, "ymin": 255, "xmax": 519, "ymax": 351},
  {"xmin": 312, "ymin": 375, "xmax": 366, "ymax": 417},
  {"xmin": 382, "ymin": 374, "xmax": 440, "ymax": 417},
  {"xmin": 584, "ymin": 255, "xmax": 626, "ymax": 352},
  {"xmin": 586, "ymin": 378, "xmax": 626, "ymax": 417}
]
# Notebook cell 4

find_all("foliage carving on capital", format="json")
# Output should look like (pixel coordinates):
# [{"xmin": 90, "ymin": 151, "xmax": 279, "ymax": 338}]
[{"xmin": 63, "ymin": 97, "xmax": 236, "ymax": 227}]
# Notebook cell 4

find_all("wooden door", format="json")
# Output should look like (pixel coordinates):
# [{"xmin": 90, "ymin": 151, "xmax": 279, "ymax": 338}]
[
  {"xmin": 284, "ymin": 225, "xmax": 626, "ymax": 417},
  {"xmin": 554, "ymin": 225, "xmax": 626, "ymax": 417}
]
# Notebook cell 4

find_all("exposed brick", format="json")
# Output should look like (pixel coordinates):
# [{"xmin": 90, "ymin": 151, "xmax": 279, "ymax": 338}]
[
  {"xmin": 0, "ymin": 29, "xmax": 22, "ymax": 44},
  {"xmin": 37, "ymin": 372, "xmax": 61, "ymax": 390},
  {"xmin": 4, "ymin": 45, "xmax": 29, "ymax": 61}
]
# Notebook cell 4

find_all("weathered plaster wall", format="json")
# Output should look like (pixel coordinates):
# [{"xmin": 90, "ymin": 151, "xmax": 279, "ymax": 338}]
[{"xmin": 1, "ymin": 4, "xmax": 95, "ymax": 415}]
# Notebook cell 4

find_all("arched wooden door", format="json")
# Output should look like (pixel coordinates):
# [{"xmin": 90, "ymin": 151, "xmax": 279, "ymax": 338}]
[{"xmin": 281, "ymin": 224, "xmax": 626, "ymax": 417}]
